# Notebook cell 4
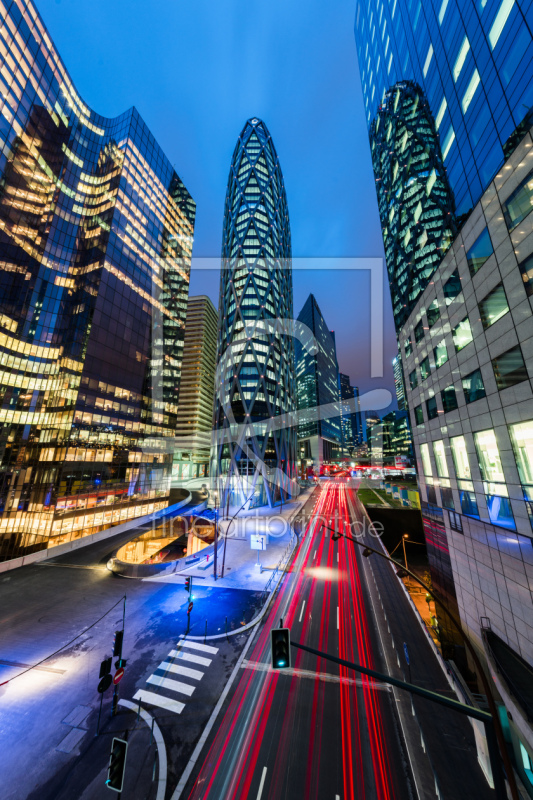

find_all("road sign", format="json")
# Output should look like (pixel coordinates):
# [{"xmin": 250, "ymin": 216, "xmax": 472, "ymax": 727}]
[
  {"xmin": 113, "ymin": 667, "xmax": 125, "ymax": 685},
  {"xmin": 98, "ymin": 673, "xmax": 113, "ymax": 693},
  {"xmin": 99, "ymin": 657, "xmax": 112, "ymax": 679},
  {"xmin": 188, "ymin": 601, "xmax": 193, "ymax": 614},
  {"xmin": 403, "ymin": 642, "xmax": 410, "ymax": 666},
  {"xmin": 250, "ymin": 534, "xmax": 267, "ymax": 551}
]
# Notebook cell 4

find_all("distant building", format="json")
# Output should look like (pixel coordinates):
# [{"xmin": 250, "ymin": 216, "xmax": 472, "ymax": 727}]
[
  {"xmin": 212, "ymin": 118, "xmax": 296, "ymax": 509},
  {"xmin": 173, "ymin": 296, "xmax": 218, "ymax": 482},
  {"xmin": 382, "ymin": 410, "xmax": 413, "ymax": 466},
  {"xmin": 0, "ymin": 0, "xmax": 195, "ymax": 562},
  {"xmin": 393, "ymin": 355, "xmax": 407, "ymax": 412},
  {"xmin": 338, "ymin": 373, "xmax": 361, "ymax": 457},
  {"xmin": 295, "ymin": 294, "xmax": 343, "ymax": 470}
]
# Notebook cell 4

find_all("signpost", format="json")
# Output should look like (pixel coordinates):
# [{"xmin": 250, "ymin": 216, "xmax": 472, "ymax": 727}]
[
  {"xmin": 250, "ymin": 533, "xmax": 267, "ymax": 570},
  {"xmin": 98, "ymin": 674, "xmax": 112, "ymax": 693}
]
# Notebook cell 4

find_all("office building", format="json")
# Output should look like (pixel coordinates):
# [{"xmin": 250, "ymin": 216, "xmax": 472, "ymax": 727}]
[
  {"xmin": 296, "ymin": 294, "xmax": 343, "ymax": 470},
  {"xmin": 339, "ymin": 373, "xmax": 364, "ymax": 456},
  {"xmin": 402, "ymin": 125, "xmax": 533, "ymax": 779},
  {"xmin": 370, "ymin": 81, "xmax": 457, "ymax": 329},
  {"xmin": 212, "ymin": 118, "xmax": 296, "ymax": 509},
  {"xmin": 355, "ymin": 0, "xmax": 533, "ymax": 218},
  {"xmin": 173, "ymin": 296, "xmax": 217, "ymax": 482},
  {"xmin": 393, "ymin": 354, "xmax": 407, "ymax": 411},
  {"xmin": 382, "ymin": 410, "xmax": 413, "ymax": 465},
  {"xmin": 0, "ymin": 0, "xmax": 195, "ymax": 561}
]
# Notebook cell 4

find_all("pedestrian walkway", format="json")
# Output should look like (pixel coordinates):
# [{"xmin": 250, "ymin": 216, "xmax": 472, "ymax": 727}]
[{"xmin": 133, "ymin": 640, "xmax": 220, "ymax": 716}]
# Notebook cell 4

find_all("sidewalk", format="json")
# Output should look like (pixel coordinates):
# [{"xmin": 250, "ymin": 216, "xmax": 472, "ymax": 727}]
[{"xmin": 144, "ymin": 489, "xmax": 315, "ymax": 591}]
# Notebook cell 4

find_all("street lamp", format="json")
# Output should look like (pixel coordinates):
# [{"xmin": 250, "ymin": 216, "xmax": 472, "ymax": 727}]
[
  {"xmin": 402, "ymin": 533, "xmax": 409, "ymax": 584},
  {"xmin": 329, "ymin": 525, "xmax": 519, "ymax": 800}
]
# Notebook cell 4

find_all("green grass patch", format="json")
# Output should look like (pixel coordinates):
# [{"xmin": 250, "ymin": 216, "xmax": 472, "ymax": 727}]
[{"xmin": 357, "ymin": 488, "xmax": 384, "ymax": 505}]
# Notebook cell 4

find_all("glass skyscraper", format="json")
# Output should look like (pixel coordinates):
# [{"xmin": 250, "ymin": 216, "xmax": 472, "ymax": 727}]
[
  {"xmin": 295, "ymin": 294, "xmax": 343, "ymax": 469},
  {"xmin": 213, "ymin": 119, "xmax": 296, "ymax": 509},
  {"xmin": 355, "ymin": 0, "xmax": 533, "ymax": 217},
  {"xmin": 0, "ymin": 0, "xmax": 195, "ymax": 560}
]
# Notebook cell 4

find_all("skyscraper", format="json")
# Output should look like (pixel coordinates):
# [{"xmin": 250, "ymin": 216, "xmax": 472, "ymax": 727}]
[
  {"xmin": 295, "ymin": 294, "xmax": 343, "ymax": 470},
  {"xmin": 355, "ymin": 0, "xmax": 533, "ymax": 217},
  {"xmin": 393, "ymin": 354, "xmax": 406, "ymax": 411},
  {"xmin": 370, "ymin": 81, "xmax": 457, "ymax": 329},
  {"xmin": 173, "ymin": 296, "xmax": 218, "ymax": 482},
  {"xmin": 213, "ymin": 119, "xmax": 296, "ymax": 509},
  {"xmin": 339, "ymin": 373, "xmax": 362, "ymax": 456},
  {"xmin": 0, "ymin": 0, "xmax": 195, "ymax": 561}
]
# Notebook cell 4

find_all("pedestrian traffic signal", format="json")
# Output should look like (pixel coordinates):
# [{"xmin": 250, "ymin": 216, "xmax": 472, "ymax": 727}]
[
  {"xmin": 99, "ymin": 657, "xmax": 112, "ymax": 678},
  {"xmin": 112, "ymin": 629, "xmax": 124, "ymax": 658},
  {"xmin": 271, "ymin": 627, "xmax": 291, "ymax": 669},
  {"xmin": 106, "ymin": 737, "xmax": 128, "ymax": 792},
  {"xmin": 185, "ymin": 576, "xmax": 191, "ymax": 593}
]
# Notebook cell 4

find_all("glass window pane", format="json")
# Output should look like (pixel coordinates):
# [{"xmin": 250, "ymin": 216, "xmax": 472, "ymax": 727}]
[
  {"xmin": 414, "ymin": 404, "xmax": 424, "ymax": 425},
  {"xmin": 508, "ymin": 420, "xmax": 533, "ymax": 484},
  {"xmin": 433, "ymin": 339, "xmax": 448, "ymax": 368},
  {"xmin": 450, "ymin": 435, "xmax": 472, "ymax": 479},
  {"xmin": 404, "ymin": 338, "xmax": 413, "ymax": 357},
  {"xmin": 427, "ymin": 299, "xmax": 440, "ymax": 327},
  {"xmin": 414, "ymin": 320, "xmax": 424, "ymax": 343},
  {"xmin": 433, "ymin": 440, "xmax": 449, "ymax": 477},
  {"xmin": 492, "ymin": 345, "xmax": 528, "ymax": 389},
  {"xmin": 420, "ymin": 442, "xmax": 432, "ymax": 476},
  {"xmin": 518, "ymin": 253, "xmax": 533, "ymax": 297},
  {"xmin": 443, "ymin": 269, "xmax": 462, "ymax": 303},
  {"xmin": 479, "ymin": 283, "xmax": 509, "ymax": 328},
  {"xmin": 502, "ymin": 169, "xmax": 533, "ymax": 231},
  {"xmin": 452, "ymin": 317, "xmax": 473, "ymax": 351},
  {"xmin": 420, "ymin": 356, "xmax": 430, "ymax": 380},
  {"xmin": 426, "ymin": 395, "xmax": 438, "ymax": 419},
  {"xmin": 460, "ymin": 488, "xmax": 479, "ymax": 517},
  {"xmin": 441, "ymin": 385, "xmax": 458, "ymax": 412},
  {"xmin": 473, "ymin": 429, "xmax": 505, "ymax": 482},
  {"xmin": 409, "ymin": 369, "xmax": 418, "ymax": 389},
  {"xmin": 486, "ymin": 494, "xmax": 516, "ymax": 529},
  {"xmin": 462, "ymin": 369, "xmax": 486, "ymax": 403},
  {"xmin": 466, "ymin": 228, "xmax": 494, "ymax": 276},
  {"xmin": 441, "ymin": 486, "xmax": 455, "ymax": 510}
]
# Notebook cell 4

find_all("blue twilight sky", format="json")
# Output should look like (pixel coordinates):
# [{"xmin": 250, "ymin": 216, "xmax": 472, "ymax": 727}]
[{"xmin": 39, "ymin": 0, "xmax": 397, "ymax": 406}]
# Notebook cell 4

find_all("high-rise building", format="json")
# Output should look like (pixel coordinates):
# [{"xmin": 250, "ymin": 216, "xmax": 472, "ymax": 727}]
[
  {"xmin": 213, "ymin": 119, "xmax": 296, "ymax": 509},
  {"xmin": 382, "ymin": 410, "xmax": 413, "ymax": 465},
  {"xmin": 339, "ymin": 373, "xmax": 363, "ymax": 456},
  {"xmin": 355, "ymin": 0, "xmax": 533, "ymax": 217},
  {"xmin": 353, "ymin": 385, "xmax": 364, "ymax": 447},
  {"xmin": 393, "ymin": 355, "xmax": 407, "ymax": 412},
  {"xmin": 0, "ymin": 0, "xmax": 195, "ymax": 562},
  {"xmin": 173, "ymin": 296, "xmax": 218, "ymax": 482},
  {"xmin": 296, "ymin": 294, "xmax": 343, "ymax": 470},
  {"xmin": 370, "ymin": 81, "xmax": 457, "ymax": 330},
  {"xmin": 402, "ymin": 125, "xmax": 533, "ymax": 778}
]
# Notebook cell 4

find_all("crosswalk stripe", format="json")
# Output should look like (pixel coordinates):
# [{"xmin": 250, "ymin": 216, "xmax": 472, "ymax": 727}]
[
  {"xmin": 158, "ymin": 661, "xmax": 204, "ymax": 681},
  {"xmin": 133, "ymin": 689, "xmax": 184, "ymax": 715},
  {"xmin": 147, "ymin": 674, "xmax": 195, "ymax": 696},
  {"xmin": 177, "ymin": 640, "xmax": 219, "ymax": 655},
  {"xmin": 169, "ymin": 649, "xmax": 212, "ymax": 667}
]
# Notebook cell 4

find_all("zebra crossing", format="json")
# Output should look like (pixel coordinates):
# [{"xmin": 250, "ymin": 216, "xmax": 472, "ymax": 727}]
[{"xmin": 133, "ymin": 639, "xmax": 219, "ymax": 716}]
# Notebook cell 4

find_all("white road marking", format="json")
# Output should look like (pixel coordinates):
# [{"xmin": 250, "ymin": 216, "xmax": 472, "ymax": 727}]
[
  {"xmin": 313, "ymin": 550, "xmax": 317, "ymax": 559},
  {"xmin": 158, "ymin": 661, "xmax": 204, "ymax": 681},
  {"xmin": 147, "ymin": 675, "xmax": 195, "ymax": 696},
  {"xmin": 257, "ymin": 767, "xmax": 267, "ymax": 800},
  {"xmin": 178, "ymin": 640, "xmax": 219, "ymax": 655},
  {"xmin": 298, "ymin": 600, "xmax": 306, "ymax": 623},
  {"xmin": 168, "ymin": 649, "xmax": 212, "ymax": 667},
  {"xmin": 119, "ymin": 699, "xmax": 167, "ymax": 800},
  {"xmin": 337, "ymin": 606, "xmax": 340, "ymax": 629},
  {"xmin": 133, "ymin": 689, "xmax": 185, "ymax": 715},
  {"xmin": 240, "ymin": 660, "xmax": 391, "ymax": 690}
]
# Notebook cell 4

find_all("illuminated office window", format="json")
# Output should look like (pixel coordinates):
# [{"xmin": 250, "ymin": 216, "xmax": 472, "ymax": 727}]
[
  {"xmin": 433, "ymin": 340, "xmax": 448, "ymax": 368},
  {"xmin": 420, "ymin": 442, "xmax": 432, "ymax": 476},
  {"xmin": 479, "ymin": 283, "xmax": 509, "ymax": 329},
  {"xmin": 450, "ymin": 436, "xmax": 472, "ymax": 480},
  {"xmin": 433, "ymin": 440, "xmax": 449, "ymax": 478},
  {"xmin": 502, "ymin": 170, "xmax": 533, "ymax": 231},
  {"xmin": 452, "ymin": 318, "xmax": 473, "ymax": 352}
]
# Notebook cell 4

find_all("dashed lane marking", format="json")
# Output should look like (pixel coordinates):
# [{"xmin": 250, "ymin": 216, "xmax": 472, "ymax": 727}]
[
  {"xmin": 257, "ymin": 767, "xmax": 267, "ymax": 800},
  {"xmin": 298, "ymin": 600, "xmax": 306, "ymax": 623}
]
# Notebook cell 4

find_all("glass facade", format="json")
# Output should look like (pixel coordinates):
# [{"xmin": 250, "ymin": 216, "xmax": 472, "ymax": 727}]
[
  {"xmin": 0, "ymin": 0, "xmax": 195, "ymax": 560},
  {"xmin": 213, "ymin": 118, "xmax": 296, "ymax": 508},
  {"xmin": 369, "ymin": 80, "xmax": 456, "ymax": 330},
  {"xmin": 295, "ymin": 293, "xmax": 342, "ymax": 466},
  {"xmin": 502, "ymin": 169, "xmax": 533, "ymax": 231},
  {"xmin": 355, "ymin": 0, "xmax": 533, "ymax": 217}
]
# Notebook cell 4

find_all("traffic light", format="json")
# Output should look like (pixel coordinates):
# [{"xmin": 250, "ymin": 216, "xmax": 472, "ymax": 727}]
[
  {"xmin": 184, "ymin": 576, "xmax": 191, "ymax": 593},
  {"xmin": 271, "ymin": 627, "xmax": 291, "ymax": 669},
  {"xmin": 112, "ymin": 629, "xmax": 124, "ymax": 658},
  {"xmin": 106, "ymin": 737, "xmax": 128, "ymax": 793}
]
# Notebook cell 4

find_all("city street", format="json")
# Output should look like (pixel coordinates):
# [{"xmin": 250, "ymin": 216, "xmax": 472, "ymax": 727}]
[{"xmin": 180, "ymin": 480, "xmax": 495, "ymax": 800}]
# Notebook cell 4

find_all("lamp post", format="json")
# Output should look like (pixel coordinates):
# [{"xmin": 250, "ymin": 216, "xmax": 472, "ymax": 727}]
[
  {"xmin": 328, "ymin": 524, "xmax": 519, "ymax": 800},
  {"xmin": 402, "ymin": 533, "xmax": 409, "ymax": 583}
]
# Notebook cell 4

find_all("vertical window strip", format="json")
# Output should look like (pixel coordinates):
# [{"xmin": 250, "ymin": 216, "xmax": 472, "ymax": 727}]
[
  {"xmin": 453, "ymin": 36, "xmax": 471, "ymax": 82},
  {"xmin": 423, "ymin": 44, "xmax": 434, "ymax": 77},
  {"xmin": 438, "ymin": 0, "xmax": 449, "ymax": 25},
  {"xmin": 442, "ymin": 126, "xmax": 456, "ymax": 159},
  {"xmin": 462, "ymin": 68, "xmax": 480, "ymax": 113},
  {"xmin": 435, "ymin": 96, "xmax": 447, "ymax": 130},
  {"xmin": 489, "ymin": 0, "xmax": 516, "ymax": 50}
]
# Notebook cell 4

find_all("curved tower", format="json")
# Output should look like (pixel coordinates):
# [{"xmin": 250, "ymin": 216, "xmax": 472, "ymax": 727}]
[
  {"xmin": 213, "ymin": 118, "xmax": 296, "ymax": 509},
  {"xmin": 370, "ymin": 81, "xmax": 457, "ymax": 332}
]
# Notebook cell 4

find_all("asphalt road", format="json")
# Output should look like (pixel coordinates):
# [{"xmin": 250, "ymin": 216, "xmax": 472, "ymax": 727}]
[
  {"xmin": 0, "ymin": 492, "xmax": 262, "ymax": 800},
  {"xmin": 182, "ymin": 481, "xmax": 413, "ymax": 800}
]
